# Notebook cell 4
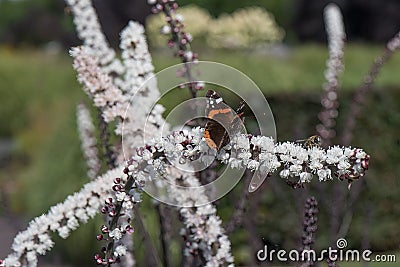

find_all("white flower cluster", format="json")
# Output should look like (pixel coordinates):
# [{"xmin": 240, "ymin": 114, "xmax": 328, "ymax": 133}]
[
  {"xmin": 118, "ymin": 21, "xmax": 156, "ymax": 96},
  {"xmin": 323, "ymin": 3, "xmax": 345, "ymax": 91},
  {"xmin": 70, "ymin": 46, "xmax": 128, "ymax": 123},
  {"xmin": 324, "ymin": 4, "xmax": 345, "ymax": 66},
  {"xmin": 132, "ymin": 128, "xmax": 369, "ymax": 187},
  {"xmin": 116, "ymin": 21, "xmax": 167, "ymax": 150},
  {"xmin": 177, "ymin": 183, "xmax": 234, "ymax": 265},
  {"xmin": 76, "ymin": 103, "xmax": 101, "ymax": 179},
  {"xmin": 70, "ymin": 26, "xmax": 166, "ymax": 153},
  {"xmin": 317, "ymin": 4, "xmax": 346, "ymax": 141},
  {"xmin": 67, "ymin": 6, "xmax": 230, "ymax": 264},
  {"xmin": 387, "ymin": 31, "xmax": 400, "ymax": 51},
  {"xmin": 3, "ymin": 167, "xmax": 123, "ymax": 267},
  {"xmin": 64, "ymin": 0, "xmax": 123, "ymax": 75},
  {"xmin": 234, "ymin": 135, "xmax": 369, "ymax": 184},
  {"xmin": 124, "ymin": 161, "xmax": 235, "ymax": 266}
]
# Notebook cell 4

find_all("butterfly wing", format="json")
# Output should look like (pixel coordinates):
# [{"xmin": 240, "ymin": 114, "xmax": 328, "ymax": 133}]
[
  {"xmin": 248, "ymin": 172, "xmax": 270, "ymax": 192},
  {"xmin": 204, "ymin": 90, "xmax": 233, "ymax": 150},
  {"xmin": 204, "ymin": 90, "xmax": 245, "ymax": 150},
  {"xmin": 204, "ymin": 119, "xmax": 228, "ymax": 150}
]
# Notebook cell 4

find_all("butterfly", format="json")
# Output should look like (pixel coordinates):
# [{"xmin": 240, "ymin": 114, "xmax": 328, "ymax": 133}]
[
  {"xmin": 204, "ymin": 90, "xmax": 245, "ymax": 150},
  {"xmin": 296, "ymin": 135, "xmax": 322, "ymax": 148}
]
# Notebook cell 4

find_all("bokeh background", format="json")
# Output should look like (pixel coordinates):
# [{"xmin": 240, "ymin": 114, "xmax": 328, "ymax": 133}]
[{"xmin": 0, "ymin": 0, "xmax": 399, "ymax": 266}]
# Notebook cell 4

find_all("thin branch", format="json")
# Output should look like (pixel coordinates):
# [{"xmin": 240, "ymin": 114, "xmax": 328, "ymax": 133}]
[
  {"xmin": 148, "ymin": 0, "xmax": 204, "ymax": 98},
  {"xmin": 97, "ymin": 107, "xmax": 116, "ymax": 169},
  {"xmin": 156, "ymin": 203, "xmax": 172, "ymax": 267},
  {"xmin": 133, "ymin": 206, "xmax": 162, "ymax": 267},
  {"xmin": 341, "ymin": 31, "xmax": 400, "ymax": 146},
  {"xmin": 225, "ymin": 170, "xmax": 252, "ymax": 234}
]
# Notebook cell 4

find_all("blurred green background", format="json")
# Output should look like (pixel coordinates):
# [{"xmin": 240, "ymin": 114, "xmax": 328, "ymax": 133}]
[{"xmin": 0, "ymin": 0, "xmax": 399, "ymax": 266}]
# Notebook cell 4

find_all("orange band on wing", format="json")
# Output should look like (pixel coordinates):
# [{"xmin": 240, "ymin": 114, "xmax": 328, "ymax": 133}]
[
  {"xmin": 207, "ymin": 108, "xmax": 231, "ymax": 119},
  {"xmin": 204, "ymin": 130, "xmax": 217, "ymax": 149}
]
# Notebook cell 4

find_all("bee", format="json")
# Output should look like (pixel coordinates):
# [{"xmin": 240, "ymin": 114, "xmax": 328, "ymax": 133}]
[{"xmin": 296, "ymin": 135, "xmax": 322, "ymax": 148}]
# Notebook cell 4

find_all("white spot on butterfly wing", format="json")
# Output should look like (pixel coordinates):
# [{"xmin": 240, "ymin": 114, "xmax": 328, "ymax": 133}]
[
  {"xmin": 216, "ymin": 98, "xmax": 223, "ymax": 104},
  {"xmin": 207, "ymin": 99, "xmax": 215, "ymax": 109}
]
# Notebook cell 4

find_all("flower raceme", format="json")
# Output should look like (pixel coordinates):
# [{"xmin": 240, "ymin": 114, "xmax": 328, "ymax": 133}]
[
  {"xmin": 121, "ymin": 127, "xmax": 369, "ymax": 188},
  {"xmin": 93, "ymin": 128, "xmax": 369, "ymax": 264},
  {"xmin": 1, "ymin": 168, "xmax": 123, "ymax": 267},
  {"xmin": 317, "ymin": 4, "xmax": 346, "ymax": 143}
]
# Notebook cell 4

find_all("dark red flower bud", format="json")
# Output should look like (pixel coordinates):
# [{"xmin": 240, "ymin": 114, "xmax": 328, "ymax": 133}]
[
  {"xmin": 112, "ymin": 185, "xmax": 121, "ymax": 192},
  {"xmin": 109, "ymin": 210, "xmax": 116, "ymax": 217},
  {"xmin": 101, "ymin": 206, "xmax": 108, "ymax": 214},
  {"xmin": 100, "ymin": 225, "xmax": 109, "ymax": 233}
]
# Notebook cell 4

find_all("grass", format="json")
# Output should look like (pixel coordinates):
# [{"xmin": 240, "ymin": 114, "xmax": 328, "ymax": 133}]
[{"xmin": 151, "ymin": 43, "xmax": 400, "ymax": 93}]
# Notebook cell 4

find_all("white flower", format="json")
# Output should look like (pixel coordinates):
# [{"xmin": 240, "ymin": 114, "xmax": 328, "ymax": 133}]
[
  {"xmin": 216, "ymin": 235, "xmax": 233, "ymax": 261},
  {"xmin": 326, "ymin": 146, "xmax": 343, "ymax": 164},
  {"xmin": 176, "ymin": 14, "xmax": 184, "ymax": 22},
  {"xmin": 317, "ymin": 168, "xmax": 332, "ymax": 181},
  {"xmin": 58, "ymin": 226, "xmax": 70, "ymax": 239},
  {"xmin": 185, "ymin": 51, "xmax": 193, "ymax": 60},
  {"xmin": 142, "ymin": 150, "xmax": 153, "ymax": 161},
  {"xmin": 109, "ymin": 228, "xmax": 123, "ymax": 240},
  {"xmin": 324, "ymin": 4, "xmax": 345, "ymax": 59},
  {"xmin": 196, "ymin": 205, "xmax": 216, "ymax": 216},
  {"xmin": 247, "ymin": 160, "xmax": 260, "ymax": 171},
  {"xmin": 300, "ymin": 172, "xmax": 312, "ymax": 183},
  {"xmin": 337, "ymin": 159, "xmax": 351, "ymax": 170},
  {"xmin": 76, "ymin": 103, "xmax": 101, "ymax": 180},
  {"xmin": 253, "ymin": 136, "xmax": 275, "ymax": 152},
  {"xmin": 67, "ymin": 217, "xmax": 79, "ymax": 230},
  {"xmin": 161, "ymin": 25, "xmax": 171, "ymax": 34},
  {"xmin": 114, "ymin": 245, "xmax": 127, "ymax": 257},
  {"xmin": 238, "ymin": 151, "xmax": 252, "ymax": 162},
  {"xmin": 122, "ymin": 199, "xmax": 133, "ymax": 210},
  {"xmin": 356, "ymin": 149, "xmax": 366, "ymax": 159},
  {"xmin": 206, "ymin": 216, "xmax": 222, "ymax": 244},
  {"xmin": 26, "ymin": 251, "xmax": 37, "ymax": 263},
  {"xmin": 309, "ymin": 160, "xmax": 323, "ymax": 170},
  {"xmin": 309, "ymin": 147, "xmax": 326, "ymax": 161},
  {"xmin": 75, "ymin": 208, "xmax": 89, "ymax": 223},
  {"xmin": 116, "ymin": 191, "xmax": 127, "ymax": 202},
  {"xmin": 229, "ymin": 158, "xmax": 242, "ymax": 169},
  {"xmin": 235, "ymin": 135, "xmax": 250, "ymax": 149},
  {"xmin": 289, "ymin": 164, "xmax": 302, "ymax": 175},
  {"xmin": 186, "ymin": 33, "xmax": 193, "ymax": 42},
  {"xmin": 185, "ymin": 213, "xmax": 205, "ymax": 227}
]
